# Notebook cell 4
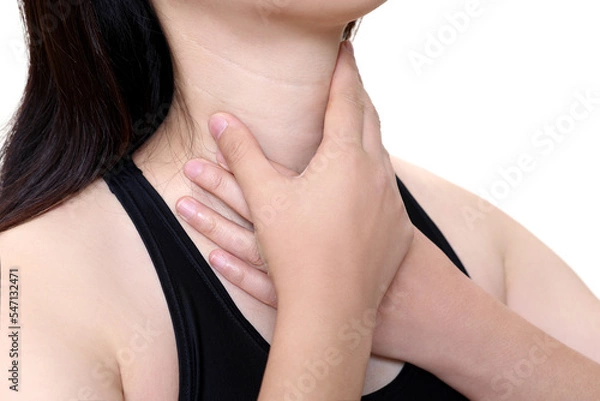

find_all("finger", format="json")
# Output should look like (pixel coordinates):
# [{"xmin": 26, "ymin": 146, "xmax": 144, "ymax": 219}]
[
  {"xmin": 361, "ymin": 92, "xmax": 385, "ymax": 155},
  {"xmin": 176, "ymin": 196, "xmax": 267, "ymax": 271},
  {"xmin": 209, "ymin": 113, "xmax": 279, "ymax": 201},
  {"xmin": 209, "ymin": 249, "xmax": 278, "ymax": 309},
  {"xmin": 320, "ymin": 41, "xmax": 366, "ymax": 150},
  {"xmin": 183, "ymin": 159, "xmax": 252, "ymax": 223},
  {"xmin": 382, "ymin": 148, "xmax": 396, "ymax": 178}
]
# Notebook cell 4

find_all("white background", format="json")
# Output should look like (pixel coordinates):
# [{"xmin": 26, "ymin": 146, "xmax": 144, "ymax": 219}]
[{"xmin": 1, "ymin": 0, "xmax": 599, "ymax": 297}]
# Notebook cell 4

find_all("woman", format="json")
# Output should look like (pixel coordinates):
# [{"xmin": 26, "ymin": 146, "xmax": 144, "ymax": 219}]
[{"xmin": 0, "ymin": 0, "xmax": 598, "ymax": 400}]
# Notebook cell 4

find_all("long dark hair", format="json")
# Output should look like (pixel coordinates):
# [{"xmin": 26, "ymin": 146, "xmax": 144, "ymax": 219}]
[{"xmin": 0, "ymin": 0, "xmax": 357, "ymax": 232}]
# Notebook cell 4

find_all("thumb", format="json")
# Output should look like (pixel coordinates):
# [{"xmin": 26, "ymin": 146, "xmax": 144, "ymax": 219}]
[{"xmin": 209, "ymin": 113, "xmax": 278, "ymax": 199}]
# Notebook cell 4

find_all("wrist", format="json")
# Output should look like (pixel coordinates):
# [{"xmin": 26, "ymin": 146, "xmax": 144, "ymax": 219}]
[
  {"xmin": 259, "ymin": 297, "xmax": 375, "ymax": 399},
  {"xmin": 272, "ymin": 260, "xmax": 382, "ymax": 313},
  {"xmin": 277, "ymin": 293, "xmax": 377, "ymax": 339},
  {"xmin": 277, "ymin": 293, "xmax": 376, "ymax": 363}
]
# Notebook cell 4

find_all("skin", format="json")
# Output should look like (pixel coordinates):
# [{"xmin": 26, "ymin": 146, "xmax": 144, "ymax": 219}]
[
  {"xmin": 181, "ymin": 147, "xmax": 600, "ymax": 400},
  {"xmin": 200, "ymin": 42, "xmax": 415, "ymax": 399},
  {"xmin": 1, "ymin": 0, "xmax": 599, "ymax": 399},
  {"xmin": 142, "ymin": 0, "xmax": 387, "ymax": 173}
]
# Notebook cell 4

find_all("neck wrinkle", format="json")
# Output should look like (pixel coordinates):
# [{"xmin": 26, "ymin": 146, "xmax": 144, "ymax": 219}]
[{"xmin": 136, "ymin": 5, "xmax": 346, "ymax": 175}]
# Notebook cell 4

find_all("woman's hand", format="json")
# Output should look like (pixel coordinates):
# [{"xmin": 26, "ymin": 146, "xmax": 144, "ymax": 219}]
[
  {"xmin": 178, "ymin": 45, "xmax": 411, "ymax": 311},
  {"xmin": 176, "ymin": 41, "xmax": 414, "ymax": 400},
  {"xmin": 175, "ymin": 152, "xmax": 469, "ymax": 364}
]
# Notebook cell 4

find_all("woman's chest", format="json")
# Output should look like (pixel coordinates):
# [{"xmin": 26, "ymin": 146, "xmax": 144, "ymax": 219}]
[
  {"xmin": 116, "ymin": 220, "xmax": 503, "ymax": 400},
  {"xmin": 109, "ymin": 167, "xmax": 506, "ymax": 399}
]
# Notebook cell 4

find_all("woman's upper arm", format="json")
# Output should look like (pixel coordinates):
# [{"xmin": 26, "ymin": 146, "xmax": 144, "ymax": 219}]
[
  {"xmin": 0, "ymin": 234, "xmax": 125, "ymax": 400},
  {"xmin": 0, "ymin": 322, "xmax": 125, "ymax": 401},
  {"xmin": 389, "ymin": 155, "xmax": 600, "ymax": 362},
  {"xmin": 500, "ymin": 214, "xmax": 600, "ymax": 363}
]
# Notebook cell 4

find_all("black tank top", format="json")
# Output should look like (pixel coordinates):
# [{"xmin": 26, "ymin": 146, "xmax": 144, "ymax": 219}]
[{"xmin": 103, "ymin": 156, "xmax": 469, "ymax": 400}]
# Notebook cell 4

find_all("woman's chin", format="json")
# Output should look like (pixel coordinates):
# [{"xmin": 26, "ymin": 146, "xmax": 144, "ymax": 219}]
[{"xmin": 260, "ymin": 0, "xmax": 387, "ymax": 26}]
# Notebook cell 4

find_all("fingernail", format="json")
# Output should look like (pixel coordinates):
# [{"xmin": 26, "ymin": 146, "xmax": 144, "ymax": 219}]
[
  {"xmin": 210, "ymin": 252, "xmax": 227, "ymax": 270},
  {"xmin": 184, "ymin": 159, "xmax": 204, "ymax": 179},
  {"xmin": 176, "ymin": 198, "xmax": 197, "ymax": 220},
  {"xmin": 344, "ymin": 40, "xmax": 354, "ymax": 55},
  {"xmin": 211, "ymin": 252, "xmax": 241, "ymax": 277},
  {"xmin": 209, "ymin": 115, "xmax": 228, "ymax": 140}
]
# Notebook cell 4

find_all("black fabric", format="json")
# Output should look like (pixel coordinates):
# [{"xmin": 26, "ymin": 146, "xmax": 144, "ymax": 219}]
[{"xmin": 103, "ymin": 156, "xmax": 470, "ymax": 400}]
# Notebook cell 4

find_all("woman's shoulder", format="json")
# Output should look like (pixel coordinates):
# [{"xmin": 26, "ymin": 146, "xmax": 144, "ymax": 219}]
[
  {"xmin": 0, "ymin": 177, "xmax": 140, "ymax": 309},
  {"xmin": 0, "ymin": 176, "xmax": 163, "ymax": 317},
  {"xmin": 0, "ymin": 178, "xmax": 129, "ymax": 399},
  {"xmin": 0, "ymin": 177, "xmax": 132, "ymax": 272},
  {"xmin": 0, "ymin": 177, "xmax": 179, "ymax": 399}
]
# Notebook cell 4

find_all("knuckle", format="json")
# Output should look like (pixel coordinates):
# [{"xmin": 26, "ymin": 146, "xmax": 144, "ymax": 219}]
[
  {"xmin": 207, "ymin": 168, "xmax": 226, "ymax": 192},
  {"xmin": 230, "ymin": 264, "xmax": 245, "ymax": 285},
  {"xmin": 222, "ymin": 137, "xmax": 248, "ymax": 165},
  {"xmin": 247, "ymin": 244, "xmax": 264, "ymax": 267},
  {"xmin": 265, "ymin": 287, "xmax": 278, "ymax": 308},
  {"xmin": 202, "ymin": 214, "xmax": 218, "ymax": 236},
  {"xmin": 337, "ymin": 90, "xmax": 366, "ymax": 110}
]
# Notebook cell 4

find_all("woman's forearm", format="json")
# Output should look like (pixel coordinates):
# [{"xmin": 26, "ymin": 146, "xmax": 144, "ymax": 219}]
[
  {"xmin": 258, "ymin": 291, "xmax": 374, "ymax": 400},
  {"xmin": 381, "ymin": 262, "xmax": 600, "ymax": 400},
  {"xmin": 432, "ymin": 281, "xmax": 600, "ymax": 400},
  {"xmin": 363, "ymin": 228, "xmax": 600, "ymax": 400}
]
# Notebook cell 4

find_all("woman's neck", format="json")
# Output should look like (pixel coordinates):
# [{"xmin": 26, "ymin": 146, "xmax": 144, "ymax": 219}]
[{"xmin": 135, "ymin": 4, "xmax": 348, "ymax": 174}]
